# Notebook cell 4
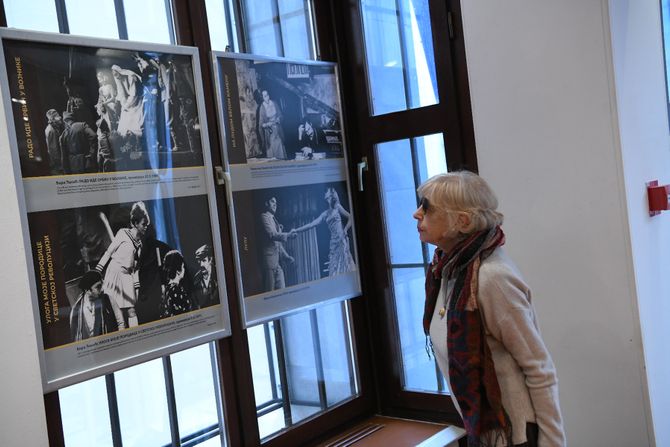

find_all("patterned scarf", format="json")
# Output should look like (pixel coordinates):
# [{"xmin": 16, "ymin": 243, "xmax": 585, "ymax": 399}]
[{"xmin": 423, "ymin": 226, "xmax": 512, "ymax": 446}]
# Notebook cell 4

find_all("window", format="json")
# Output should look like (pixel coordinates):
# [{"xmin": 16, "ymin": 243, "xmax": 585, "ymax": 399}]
[
  {"xmin": 331, "ymin": 0, "xmax": 474, "ymax": 419},
  {"xmin": 250, "ymin": 302, "xmax": 358, "ymax": 440},
  {"xmin": 3, "ymin": 2, "xmax": 225, "ymax": 446},
  {"xmin": 3, "ymin": 1, "xmax": 372, "ymax": 446},
  {"xmin": 376, "ymin": 133, "xmax": 447, "ymax": 392}
]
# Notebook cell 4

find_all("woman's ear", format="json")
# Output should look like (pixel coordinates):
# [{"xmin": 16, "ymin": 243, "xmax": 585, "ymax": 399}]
[{"xmin": 456, "ymin": 212, "xmax": 472, "ymax": 233}]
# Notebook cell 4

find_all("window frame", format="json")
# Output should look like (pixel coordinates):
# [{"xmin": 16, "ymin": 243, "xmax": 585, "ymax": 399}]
[{"xmin": 1, "ymin": 0, "xmax": 476, "ymax": 444}]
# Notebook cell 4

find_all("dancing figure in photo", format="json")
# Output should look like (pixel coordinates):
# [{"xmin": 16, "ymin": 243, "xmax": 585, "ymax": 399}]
[
  {"xmin": 159, "ymin": 250, "xmax": 195, "ymax": 318},
  {"xmin": 259, "ymin": 89, "xmax": 287, "ymax": 160},
  {"xmin": 96, "ymin": 201, "xmax": 149, "ymax": 329},
  {"xmin": 70, "ymin": 270, "xmax": 117, "ymax": 341},
  {"xmin": 111, "ymin": 64, "xmax": 143, "ymax": 147},
  {"xmin": 260, "ymin": 197, "xmax": 296, "ymax": 292},
  {"xmin": 294, "ymin": 188, "xmax": 356, "ymax": 276}
]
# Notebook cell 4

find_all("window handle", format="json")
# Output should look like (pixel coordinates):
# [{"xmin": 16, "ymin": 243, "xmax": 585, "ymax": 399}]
[{"xmin": 357, "ymin": 157, "xmax": 368, "ymax": 192}]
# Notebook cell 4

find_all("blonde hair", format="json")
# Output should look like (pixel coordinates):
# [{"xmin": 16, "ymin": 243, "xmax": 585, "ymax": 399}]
[{"xmin": 417, "ymin": 171, "xmax": 503, "ymax": 233}]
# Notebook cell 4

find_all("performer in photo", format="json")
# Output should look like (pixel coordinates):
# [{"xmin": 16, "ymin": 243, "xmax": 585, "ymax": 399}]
[
  {"xmin": 134, "ymin": 52, "xmax": 166, "ymax": 153},
  {"xmin": 260, "ymin": 196, "xmax": 296, "ymax": 292},
  {"xmin": 193, "ymin": 244, "xmax": 218, "ymax": 309},
  {"xmin": 294, "ymin": 188, "xmax": 356, "ymax": 276},
  {"xmin": 297, "ymin": 116, "xmax": 325, "ymax": 158},
  {"xmin": 111, "ymin": 64, "xmax": 143, "ymax": 151},
  {"xmin": 59, "ymin": 111, "xmax": 98, "ymax": 174},
  {"xmin": 159, "ymin": 250, "xmax": 195, "ymax": 318},
  {"xmin": 259, "ymin": 89, "xmax": 287, "ymax": 160},
  {"xmin": 69, "ymin": 270, "xmax": 117, "ymax": 341},
  {"xmin": 44, "ymin": 109, "xmax": 65, "ymax": 175},
  {"xmin": 96, "ymin": 201, "xmax": 150, "ymax": 329},
  {"xmin": 96, "ymin": 70, "xmax": 119, "ymax": 132}
]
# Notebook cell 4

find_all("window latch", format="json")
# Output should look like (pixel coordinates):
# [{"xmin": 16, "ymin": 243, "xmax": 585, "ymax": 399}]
[{"xmin": 357, "ymin": 157, "xmax": 368, "ymax": 192}]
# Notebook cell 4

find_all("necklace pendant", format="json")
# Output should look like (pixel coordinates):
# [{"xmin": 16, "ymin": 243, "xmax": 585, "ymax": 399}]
[{"xmin": 438, "ymin": 307, "xmax": 446, "ymax": 318}]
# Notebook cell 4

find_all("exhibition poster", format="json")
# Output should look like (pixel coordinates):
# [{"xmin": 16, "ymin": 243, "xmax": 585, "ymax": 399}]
[
  {"xmin": 213, "ymin": 53, "xmax": 361, "ymax": 325},
  {"xmin": 0, "ymin": 29, "xmax": 230, "ymax": 391}
]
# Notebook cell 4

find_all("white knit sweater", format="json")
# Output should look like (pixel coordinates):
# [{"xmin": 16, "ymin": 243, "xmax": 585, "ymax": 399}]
[{"xmin": 429, "ymin": 247, "xmax": 566, "ymax": 446}]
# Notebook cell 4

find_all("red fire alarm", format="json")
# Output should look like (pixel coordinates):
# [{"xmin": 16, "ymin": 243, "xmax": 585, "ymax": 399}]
[{"xmin": 647, "ymin": 180, "xmax": 670, "ymax": 216}]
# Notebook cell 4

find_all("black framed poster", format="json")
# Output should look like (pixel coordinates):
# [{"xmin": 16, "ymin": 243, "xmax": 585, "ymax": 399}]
[
  {"xmin": 212, "ymin": 52, "xmax": 361, "ymax": 326},
  {"xmin": 0, "ymin": 28, "xmax": 230, "ymax": 391}
]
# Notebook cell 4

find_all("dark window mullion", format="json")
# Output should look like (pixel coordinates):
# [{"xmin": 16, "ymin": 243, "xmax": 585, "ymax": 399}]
[
  {"xmin": 113, "ymin": 0, "xmax": 128, "ymax": 40},
  {"xmin": 264, "ymin": 322, "xmax": 280, "ymax": 401},
  {"xmin": 271, "ymin": 0, "xmax": 284, "ymax": 57},
  {"xmin": 163, "ymin": 357, "xmax": 182, "ymax": 447},
  {"xmin": 54, "ymin": 0, "xmax": 69, "ymax": 34},
  {"xmin": 230, "ymin": 0, "xmax": 247, "ymax": 52},
  {"xmin": 106, "ymin": 374, "xmax": 123, "ymax": 447},
  {"xmin": 309, "ymin": 309, "xmax": 328, "ymax": 410},
  {"xmin": 274, "ymin": 319, "xmax": 293, "ymax": 426},
  {"xmin": 394, "ymin": 0, "xmax": 413, "ymax": 110},
  {"xmin": 164, "ymin": 0, "xmax": 176, "ymax": 45}
]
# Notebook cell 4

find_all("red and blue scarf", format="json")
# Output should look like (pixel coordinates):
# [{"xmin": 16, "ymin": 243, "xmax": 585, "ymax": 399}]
[{"xmin": 423, "ymin": 226, "xmax": 512, "ymax": 447}]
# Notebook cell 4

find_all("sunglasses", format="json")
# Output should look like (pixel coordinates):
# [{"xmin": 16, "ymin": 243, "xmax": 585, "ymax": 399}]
[{"xmin": 419, "ymin": 197, "xmax": 430, "ymax": 213}]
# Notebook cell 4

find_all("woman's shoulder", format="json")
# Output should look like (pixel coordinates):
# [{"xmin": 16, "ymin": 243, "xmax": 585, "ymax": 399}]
[{"xmin": 478, "ymin": 247, "xmax": 531, "ymax": 307}]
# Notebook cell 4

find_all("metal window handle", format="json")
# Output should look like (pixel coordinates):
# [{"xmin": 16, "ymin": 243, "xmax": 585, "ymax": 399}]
[{"xmin": 357, "ymin": 157, "xmax": 368, "ymax": 192}]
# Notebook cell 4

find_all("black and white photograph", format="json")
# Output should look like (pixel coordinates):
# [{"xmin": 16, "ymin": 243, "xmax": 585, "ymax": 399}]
[
  {"xmin": 27, "ymin": 195, "xmax": 221, "ymax": 350},
  {"xmin": 216, "ymin": 55, "xmax": 344, "ymax": 165},
  {"xmin": 3, "ymin": 38, "xmax": 203, "ymax": 178},
  {"xmin": 233, "ymin": 181, "xmax": 357, "ymax": 298}
]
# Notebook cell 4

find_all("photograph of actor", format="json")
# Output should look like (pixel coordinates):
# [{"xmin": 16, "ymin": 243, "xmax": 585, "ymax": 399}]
[
  {"xmin": 95, "ymin": 201, "xmax": 149, "ymax": 329},
  {"xmin": 260, "ymin": 197, "xmax": 297, "ymax": 292},
  {"xmin": 159, "ymin": 250, "xmax": 195, "ymax": 318},
  {"xmin": 45, "ymin": 109, "xmax": 65, "ymax": 175},
  {"xmin": 69, "ymin": 270, "xmax": 117, "ymax": 341},
  {"xmin": 60, "ymin": 111, "xmax": 98, "ymax": 174},
  {"xmin": 193, "ymin": 244, "xmax": 218, "ymax": 309}
]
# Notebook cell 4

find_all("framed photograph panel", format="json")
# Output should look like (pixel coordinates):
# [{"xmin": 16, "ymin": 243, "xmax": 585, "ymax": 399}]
[
  {"xmin": 212, "ymin": 52, "xmax": 361, "ymax": 326},
  {"xmin": 0, "ymin": 29, "xmax": 230, "ymax": 391}
]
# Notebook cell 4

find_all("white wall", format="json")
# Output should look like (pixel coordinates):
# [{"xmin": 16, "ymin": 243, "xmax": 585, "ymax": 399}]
[
  {"xmin": 461, "ymin": 1, "xmax": 654, "ymax": 445},
  {"xmin": 609, "ymin": 0, "xmax": 670, "ymax": 445},
  {"xmin": 0, "ymin": 84, "xmax": 49, "ymax": 443}
]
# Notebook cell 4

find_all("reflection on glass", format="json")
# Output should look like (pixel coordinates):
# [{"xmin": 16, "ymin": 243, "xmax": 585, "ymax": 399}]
[
  {"xmin": 65, "ymin": 0, "xmax": 119, "ymax": 39},
  {"xmin": 205, "ymin": 0, "xmax": 233, "ymax": 51},
  {"xmin": 360, "ymin": 0, "xmax": 438, "ymax": 115},
  {"xmin": 250, "ymin": 301, "xmax": 358, "ymax": 440},
  {"xmin": 123, "ymin": 0, "xmax": 173, "ymax": 44},
  {"xmin": 115, "ymin": 358, "xmax": 172, "ymax": 446},
  {"xmin": 241, "ymin": 0, "xmax": 314, "ymax": 59},
  {"xmin": 376, "ymin": 133, "xmax": 448, "ymax": 393},
  {"xmin": 60, "ymin": 376, "xmax": 113, "ymax": 447},
  {"xmin": 171, "ymin": 344, "xmax": 220, "ymax": 440},
  {"xmin": 4, "ymin": 0, "xmax": 59, "ymax": 32}
]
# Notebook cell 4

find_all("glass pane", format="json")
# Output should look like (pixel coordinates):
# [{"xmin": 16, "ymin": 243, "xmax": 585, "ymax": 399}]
[
  {"xmin": 60, "ymin": 376, "xmax": 113, "ymax": 447},
  {"xmin": 377, "ymin": 138, "xmax": 423, "ymax": 265},
  {"xmin": 376, "ymin": 133, "xmax": 448, "ymax": 393},
  {"xmin": 393, "ymin": 267, "xmax": 444, "ymax": 392},
  {"xmin": 205, "ymin": 0, "xmax": 233, "ymax": 51},
  {"xmin": 360, "ymin": 0, "xmax": 438, "ymax": 115},
  {"xmin": 115, "ymin": 358, "xmax": 172, "ymax": 446},
  {"xmin": 250, "ymin": 302, "xmax": 358, "ymax": 440},
  {"xmin": 171, "ymin": 343, "xmax": 220, "ymax": 439},
  {"xmin": 316, "ymin": 301, "xmax": 357, "ymax": 405},
  {"xmin": 65, "ymin": 0, "xmax": 119, "ymax": 39},
  {"xmin": 241, "ymin": 0, "xmax": 314, "ymax": 59},
  {"xmin": 4, "ymin": 0, "xmax": 59, "ymax": 32},
  {"xmin": 249, "ymin": 323, "xmax": 277, "ymax": 407},
  {"xmin": 123, "ymin": 0, "xmax": 173, "ymax": 44}
]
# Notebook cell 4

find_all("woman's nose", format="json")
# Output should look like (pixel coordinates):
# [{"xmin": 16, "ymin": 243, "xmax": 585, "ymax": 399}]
[{"xmin": 412, "ymin": 207, "xmax": 422, "ymax": 220}]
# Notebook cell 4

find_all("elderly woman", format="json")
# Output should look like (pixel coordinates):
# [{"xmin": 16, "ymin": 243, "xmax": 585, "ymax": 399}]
[{"xmin": 413, "ymin": 171, "xmax": 565, "ymax": 447}]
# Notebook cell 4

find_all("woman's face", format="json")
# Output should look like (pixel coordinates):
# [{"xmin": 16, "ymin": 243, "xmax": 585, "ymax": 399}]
[
  {"xmin": 262, "ymin": 90, "xmax": 270, "ymax": 102},
  {"xmin": 134, "ymin": 217, "xmax": 149, "ymax": 237},
  {"xmin": 412, "ymin": 196, "xmax": 457, "ymax": 250}
]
